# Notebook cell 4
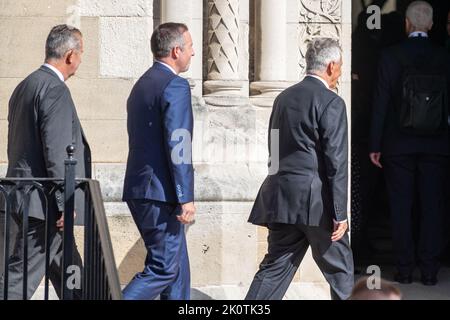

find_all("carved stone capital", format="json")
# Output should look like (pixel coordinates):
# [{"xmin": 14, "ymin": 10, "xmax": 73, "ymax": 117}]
[
  {"xmin": 250, "ymin": 81, "xmax": 294, "ymax": 107},
  {"xmin": 203, "ymin": 80, "xmax": 248, "ymax": 106},
  {"xmin": 299, "ymin": 0, "xmax": 342, "ymax": 23},
  {"xmin": 298, "ymin": 23, "xmax": 341, "ymax": 76}
]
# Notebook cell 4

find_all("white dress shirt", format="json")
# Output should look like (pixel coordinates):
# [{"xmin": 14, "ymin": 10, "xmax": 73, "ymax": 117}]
[
  {"xmin": 43, "ymin": 63, "xmax": 65, "ymax": 82},
  {"xmin": 155, "ymin": 60, "xmax": 177, "ymax": 75},
  {"xmin": 306, "ymin": 74, "xmax": 330, "ymax": 90},
  {"xmin": 408, "ymin": 31, "xmax": 428, "ymax": 38}
]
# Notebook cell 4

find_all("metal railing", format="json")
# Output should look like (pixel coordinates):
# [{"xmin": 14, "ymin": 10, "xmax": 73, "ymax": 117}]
[{"xmin": 0, "ymin": 146, "xmax": 122, "ymax": 300}]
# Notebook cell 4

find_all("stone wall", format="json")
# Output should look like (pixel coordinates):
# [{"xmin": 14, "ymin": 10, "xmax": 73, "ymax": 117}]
[{"xmin": 0, "ymin": 0, "xmax": 352, "ymax": 299}]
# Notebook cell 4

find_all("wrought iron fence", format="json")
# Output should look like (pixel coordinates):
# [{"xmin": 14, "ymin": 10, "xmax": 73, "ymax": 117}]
[{"xmin": 0, "ymin": 146, "xmax": 121, "ymax": 300}]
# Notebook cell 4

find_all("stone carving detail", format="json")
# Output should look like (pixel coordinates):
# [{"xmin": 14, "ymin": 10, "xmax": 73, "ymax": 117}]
[
  {"xmin": 207, "ymin": 0, "xmax": 240, "ymax": 80},
  {"xmin": 298, "ymin": 23, "xmax": 341, "ymax": 75},
  {"xmin": 299, "ymin": 0, "xmax": 341, "ymax": 23}
]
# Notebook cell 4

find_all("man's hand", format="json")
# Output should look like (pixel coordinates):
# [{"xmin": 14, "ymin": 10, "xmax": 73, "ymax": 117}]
[
  {"xmin": 369, "ymin": 152, "xmax": 382, "ymax": 168},
  {"xmin": 331, "ymin": 220, "xmax": 348, "ymax": 242},
  {"xmin": 56, "ymin": 211, "xmax": 77, "ymax": 231},
  {"xmin": 56, "ymin": 215, "xmax": 64, "ymax": 231},
  {"xmin": 177, "ymin": 202, "xmax": 196, "ymax": 225}
]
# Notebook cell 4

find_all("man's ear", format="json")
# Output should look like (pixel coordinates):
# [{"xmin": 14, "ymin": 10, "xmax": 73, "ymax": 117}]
[
  {"xmin": 65, "ymin": 50, "xmax": 74, "ymax": 65},
  {"xmin": 172, "ymin": 46, "xmax": 180, "ymax": 59},
  {"xmin": 405, "ymin": 18, "xmax": 411, "ymax": 34},
  {"xmin": 327, "ymin": 62, "xmax": 334, "ymax": 76}
]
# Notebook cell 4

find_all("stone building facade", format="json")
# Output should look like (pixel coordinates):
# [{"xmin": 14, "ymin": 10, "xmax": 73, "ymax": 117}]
[{"xmin": 0, "ymin": 0, "xmax": 353, "ymax": 299}]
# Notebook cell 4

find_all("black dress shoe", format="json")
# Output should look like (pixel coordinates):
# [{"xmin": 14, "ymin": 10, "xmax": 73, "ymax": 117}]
[
  {"xmin": 421, "ymin": 275, "xmax": 437, "ymax": 286},
  {"xmin": 394, "ymin": 273, "xmax": 413, "ymax": 284}
]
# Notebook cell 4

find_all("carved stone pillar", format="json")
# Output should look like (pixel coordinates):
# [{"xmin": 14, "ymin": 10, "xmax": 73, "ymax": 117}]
[
  {"xmin": 161, "ymin": 0, "xmax": 203, "ymax": 96},
  {"xmin": 204, "ymin": 0, "xmax": 248, "ymax": 106},
  {"xmin": 250, "ymin": 0, "xmax": 290, "ymax": 107},
  {"xmin": 297, "ymin": 0, "xmax": 342, "ymax": 77},
  {"xmin": 161, "ymin": 0, "xmax": 192, "ymax": 25}
]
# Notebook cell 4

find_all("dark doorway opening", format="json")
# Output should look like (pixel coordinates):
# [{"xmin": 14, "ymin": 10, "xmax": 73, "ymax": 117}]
[{"xmin": 350, "ymin": 0, "xmax": 450, "ymax": 271}]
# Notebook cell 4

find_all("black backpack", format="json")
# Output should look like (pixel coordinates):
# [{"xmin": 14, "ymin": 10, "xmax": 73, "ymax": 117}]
[{"xmin": 394, "ymin": 46, "xmax": 448, "ymax": 136}]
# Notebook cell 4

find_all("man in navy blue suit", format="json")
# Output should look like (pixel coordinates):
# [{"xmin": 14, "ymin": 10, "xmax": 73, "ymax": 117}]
[
  {"xmin": 370, "ymin": 1, "xmax": 450, "ymax": 286},
  {"xmin": 122, "ymin": 23, "xmax": 195, "ymax": 300}
]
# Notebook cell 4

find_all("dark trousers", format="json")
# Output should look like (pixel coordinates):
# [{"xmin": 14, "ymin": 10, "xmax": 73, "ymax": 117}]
[
  {"xmin": 351, "ymin": 142, "xmax": 384, "ymax": 257},
  {"xmin": 383, "ymin": 153, "xmax": 448, "ymax": 277},
  {"xmin": 245, "ymin": 223, "xmax": 354, "ymax": 300},
  {"xmin": 123, "ymin": 200, "xmax": 190, "ymax": 300},
  {"xmin": 0, "ymin": 212, "xmax": 18, "ymax": 277},
  {"xmin": 0, "ymin": 214, "xmax": 83, "ymax": 300}
]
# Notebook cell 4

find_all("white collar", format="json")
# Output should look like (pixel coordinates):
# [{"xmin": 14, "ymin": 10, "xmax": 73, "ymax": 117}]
[
  {"xmin": 408, "ymin": 31, "xmax": 428, "ymax": 38},
  {"xmin": 43, "ymin": 63, "xmax": 65, "ymax": 82},
  {"xmin": 306, "ymin": 74, "xmax": 330, "ymax": 90},
  {"xmin": 155, "ymin": 60, "xmax": 178, "ymax": 75}
]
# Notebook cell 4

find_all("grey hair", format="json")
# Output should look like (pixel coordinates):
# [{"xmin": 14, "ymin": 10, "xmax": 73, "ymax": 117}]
[
  {"xmin": 305, "ymin": 38, "xmax": 341, "ymax": 74},
  {"xmin": 45, "ymin": 24, "xmax": 82, "ymax": 62},
  {"xmin": 151, "ymin": 23, "xmax": 188, "ymax": 59},
  {"xmin": 406, "ymin": 1, "xmax": 433, "ymax": 31}
]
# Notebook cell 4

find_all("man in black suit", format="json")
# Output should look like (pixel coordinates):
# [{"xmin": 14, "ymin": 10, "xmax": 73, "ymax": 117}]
[
  {"xmin": 245, "ymin": 38, "xmax": 354, "ymax": 300},
  {"xmin": 370, "ymin": 1, "xmax": 450, "ymax": 286},
  {"xmin": 447, "ymin": 9, "xmax": 450, "ymax": 53},
  {"xmin": 0, "ymin": 24, "xmax": 90, "ymax": 299}
]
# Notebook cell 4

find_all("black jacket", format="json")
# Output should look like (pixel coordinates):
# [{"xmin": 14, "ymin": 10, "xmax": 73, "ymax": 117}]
[
  {"xmin": 370, "ymin": 37, "xmax": 450, "ymax": 155},
  {"xmin": 3, "ymin": 66, "xmax": 91, "ymax": 221},
  {"xmin": 248, "ymin": 77, "xmax": 348, "ymax": 227}
]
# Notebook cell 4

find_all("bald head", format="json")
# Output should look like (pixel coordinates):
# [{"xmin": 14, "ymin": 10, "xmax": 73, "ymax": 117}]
[
  {"xmin": 349, "ymin": 277, "xmax": 402, "ymax": 300},
  {"xmin": 405, "ymin": 1, "xmax": 433, "ymax": 34}
]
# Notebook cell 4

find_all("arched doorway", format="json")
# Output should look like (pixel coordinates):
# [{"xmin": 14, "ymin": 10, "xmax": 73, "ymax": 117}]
[{"xmin": 350, "ymin": 0, "xmax": 450, "ymax": 272}]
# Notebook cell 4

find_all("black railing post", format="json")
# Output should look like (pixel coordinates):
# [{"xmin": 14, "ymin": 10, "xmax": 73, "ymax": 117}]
[
  {"xmin": 1, "ymin": 190, "xmax": 11, "ymax": 300},
  {"xmin": 62, "ymin": 145, "xmax": 76, "ymax": 300}
]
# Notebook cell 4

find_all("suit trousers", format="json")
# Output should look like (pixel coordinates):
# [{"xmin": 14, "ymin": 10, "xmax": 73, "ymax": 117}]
[
  {"xmin": 123, "ymin": 200, "xmax": 190, "ymax": 300},
  {"xmin": 245, "ymin": 223, "xmax": 354, "ymax": 300},
  {"xmin": 0, "ymin": 214, "xmax": 83, "ymax": 300},
  {"xmin": 0, "ymin": 212, "xmax": 18, "ymax": 277},
  {"xmin": 383, "ymin": 153, "xmax": 448, "ymax": 277}
]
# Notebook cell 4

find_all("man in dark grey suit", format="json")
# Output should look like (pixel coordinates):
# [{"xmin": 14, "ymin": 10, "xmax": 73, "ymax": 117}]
[
  {"xmin": 246, "ymin": 38, "xmax": 354, "ymax": 300},
  {"xmin": 0, "ymin": 24, "xmax": 90, "ymax": 299}
]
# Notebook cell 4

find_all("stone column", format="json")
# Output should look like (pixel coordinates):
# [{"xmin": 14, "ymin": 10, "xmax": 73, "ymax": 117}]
[
  {"xmin": 160, "ymin": 0, "xmax": 203, "ymax": 97},
  {"xmin": 204, "ymin": 0, "xmax": 248, "ymax": 106},
  {"xmin": 161, "ymin": 0, "xmax": 192, "ymax": 23},
  {"xmin": 250, "ymin": 0, "xmax": 290, "ymax": 107}
]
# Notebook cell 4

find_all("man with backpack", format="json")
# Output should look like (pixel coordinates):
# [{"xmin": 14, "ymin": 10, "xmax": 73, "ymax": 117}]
[{"xmin": 370, "ymin": 1, "xmax": 450, "ymax": 286}]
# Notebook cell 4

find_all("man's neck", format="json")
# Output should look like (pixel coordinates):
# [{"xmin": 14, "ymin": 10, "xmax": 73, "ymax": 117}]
[
  {"xmin": 156, "ymin": 59, "xmax": 179, "ymax": 75},
  {"xmin": 307, "ymin": 73, "xmax": 331, "ymax": 89},
  {"xmin": 44, "ymin": 61, "xmax": 68, "ymax": 81}
]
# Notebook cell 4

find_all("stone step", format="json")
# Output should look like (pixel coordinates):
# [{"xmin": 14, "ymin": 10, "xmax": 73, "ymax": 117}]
[{"xmin": 30, "ymin": 282, "xmax": 331, "ymax": 300}]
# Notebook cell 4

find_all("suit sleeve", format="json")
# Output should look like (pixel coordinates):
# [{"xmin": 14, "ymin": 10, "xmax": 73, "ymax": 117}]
[
  {"xmin": 370, "ymin": 50, "xmax": 392, "ymax": 153},
  {"xmin": 318, "ymin": 96, "xmax": 348, "ymax": 222},
  {"xmin": 38, "ymin": 84, "xmax": 74, "ymax": 211},
  {"xmin": 162, "ymin": 77, "xmax": 194, "ymax": 204}
]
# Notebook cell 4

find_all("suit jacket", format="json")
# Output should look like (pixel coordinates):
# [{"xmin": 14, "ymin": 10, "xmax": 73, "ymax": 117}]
[
  {"xmin": 3, "ymin": 65, "xmax": 91, "ymax": 222},
  {"xmin": 248, "ymin": 77, "xmax": 348, "ymax": 227},
  {"xmin": 370, "ymin": 36, "xmax": 450, "ymax": 155},
  {"xmin": 122, "ymin": 62, "xmax": 194, "ymax": 204}
]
